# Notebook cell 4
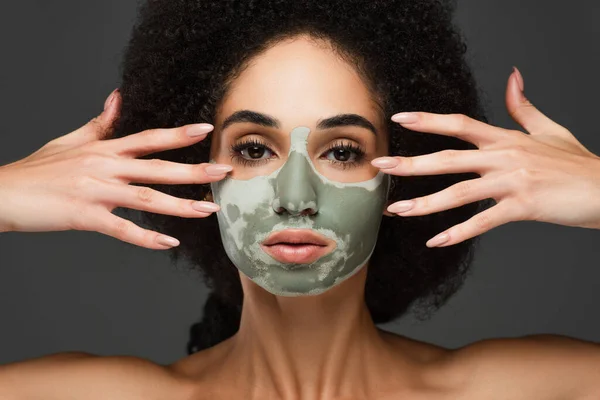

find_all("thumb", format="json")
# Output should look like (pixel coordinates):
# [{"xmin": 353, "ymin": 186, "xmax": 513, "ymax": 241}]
[
  {"xmin": 506, "ymin": 67, "xmax": 576, "ymax": 141},
  {"xmin": 58, "ymin": 89, "xmax": 121, "ymax": 148},
  {"xmin": 85, "ymin": 88, "xmax": 122, "ymax": 141}
]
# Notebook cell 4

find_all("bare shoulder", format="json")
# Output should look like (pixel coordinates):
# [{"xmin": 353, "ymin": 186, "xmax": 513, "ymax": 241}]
[
  {"xmin": 449, "ymin": 334, "xmax": 600, "ymax": 400},
  {"xmin": 0, "ymin": 351, "xmax": 195, "ymax": 400}
]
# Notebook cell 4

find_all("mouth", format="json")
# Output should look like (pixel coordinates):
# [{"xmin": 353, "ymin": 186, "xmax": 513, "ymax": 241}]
[{"xmin": 261, "ymin": 229, "xmax": 336, "ymax": 264}]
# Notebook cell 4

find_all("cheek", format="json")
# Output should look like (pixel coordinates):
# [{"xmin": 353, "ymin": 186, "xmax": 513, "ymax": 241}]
[{"xmin": 314, "ymin": 160, "xmax": 381, "ymax": 183}]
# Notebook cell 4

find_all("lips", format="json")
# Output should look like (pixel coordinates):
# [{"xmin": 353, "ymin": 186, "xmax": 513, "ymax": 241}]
[{"xmin": 261, "ymin": 229, "xmax": 335, "ymax": 264}]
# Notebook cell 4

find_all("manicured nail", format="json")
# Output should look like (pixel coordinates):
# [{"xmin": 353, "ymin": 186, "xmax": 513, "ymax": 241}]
[
  {"xmin": 187, "ymin": 124, "xmax": 214, "ymax": 137},
  {"xmin": 391, "ymin": 112, "xmax": 419, "ymax": 124},
  {"xmin": 205, "ymin": 164, "xmax": 233, "ymax": 176},
  {"xmin": 427, "ymin": 233, "xmax": 450, "ymax": 248},
  {"xmin": 388, "ymin": 201, "xmax": 414, "ymax": 214},
  {"xmin": 372, "ymin": 157, "xmax": 399, "ymax": 169},
  {"xmin": 156, "ymin": 235, "xmax": 180, "ymax": 248},
  {"xmin": 104, "ymin": 89, "xmax": 118, "ymax": 111},
  {"xmin": 513, "ymin": 66, "xmax": 524, "ymax": 92},
  {"xmin": 192, "ymin": 201, "xmax": 220, "ymax": 212}
]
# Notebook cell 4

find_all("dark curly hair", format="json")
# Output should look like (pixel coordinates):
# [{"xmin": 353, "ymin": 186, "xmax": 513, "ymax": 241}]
[{"xmin": 112, "ymin": 0, "xmax": 493, "ymax": 355}]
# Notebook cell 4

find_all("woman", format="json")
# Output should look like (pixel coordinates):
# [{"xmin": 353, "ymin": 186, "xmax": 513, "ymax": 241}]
[{"xmin": 1, "ymin": 0, "xmax": 599, "ymax": 399}]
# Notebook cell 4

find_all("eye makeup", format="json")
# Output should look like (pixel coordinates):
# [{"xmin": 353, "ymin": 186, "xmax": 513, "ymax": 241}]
[
  {"xmin": 319, "ymin": 140, "xmax": 366, "ymax": 169},
  {"xmin": 229, "ymin": 137, "xmax": 367, "ymax": 170},
  {"xmin": 229, "ymin": 138, "xmax": 276, "ymax": 167}
]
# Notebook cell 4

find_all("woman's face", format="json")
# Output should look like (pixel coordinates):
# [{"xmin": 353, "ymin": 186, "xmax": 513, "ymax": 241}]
[{"xmin": 210, "ymin": 36, "xmax": 390, "ymax": 296}]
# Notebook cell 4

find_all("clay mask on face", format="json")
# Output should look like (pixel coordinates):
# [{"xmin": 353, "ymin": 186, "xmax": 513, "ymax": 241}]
[{"xmin": 211, "ymin": 127, "xmax": 390, "ymax": 296}]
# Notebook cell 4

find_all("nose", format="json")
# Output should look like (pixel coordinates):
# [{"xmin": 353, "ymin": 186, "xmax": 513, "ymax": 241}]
[{"xmin": 272, "ymin": 151, "xmax": 318, "ymax": 216}]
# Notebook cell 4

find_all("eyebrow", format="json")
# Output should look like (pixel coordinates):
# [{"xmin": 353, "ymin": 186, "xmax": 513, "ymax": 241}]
[{"xmin": 221, "ymin": 109, "xmax": 379, "ymax": 136}]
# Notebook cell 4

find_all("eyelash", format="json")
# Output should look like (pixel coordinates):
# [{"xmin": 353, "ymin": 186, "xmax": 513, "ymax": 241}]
[{"xmin": 229, "ymin": 138, "xmax": 366, "ymax": 169}]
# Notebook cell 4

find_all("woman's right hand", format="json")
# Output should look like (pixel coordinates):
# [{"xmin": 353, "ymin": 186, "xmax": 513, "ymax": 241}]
[{"xmin": 0, "ymin": 89, "xmax": 232, "ymax": 250}]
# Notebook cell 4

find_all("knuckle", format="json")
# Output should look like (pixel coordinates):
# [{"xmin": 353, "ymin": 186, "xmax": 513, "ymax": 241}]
[
  {"xmin": 414, "ymin": 196, "xmax": 429, "ymax": 211},
  {"xmin": 439, "ymin": 149, "xmax": 458, "ymax": 165},
  {"xmin": 514, "ymin": 167, "xmax": 534, "ymax": 182},
  {"xmin": 143, "ymin": 127, "xmax": 162, "ymax": 137},
  {"xmin": 72, "ymin": 175, "xmax": 96, "ymax": 191},
  {"xmin": 137, "ymin": 186, "xmax": 155, "ymax": 204},
  {"xmin": 511, "ymin": 102, "xmax": 535, "ymax": 120},
  {"xmin": 521, "ymin": 100, "xmax": 535, "ymax": 110},
  {"xmin": 449, "ymin": 113, "xmax": 468, "ymax": 133},
  {"xmin": 113, "ymin": 218, "xmax": 131, "ymax": 238},
  {"xmin": 79, "ymin": 153, "xmax": 109, "ymax": 169},
  {"xmin": 84, "ymin": 140, "xmax": 108, "ymax": 153},
  {"xmin": 402, "ymin": 156, "xmax": 415, "ymax": 174},
  {"xmin": 148, "ymin": 158, "xmax": 166, "ymax": 169},
  {"xmin": 145, "ymin": 128, "xmax": 170, "ymax": 141},
  {"xmin": 474, "ymin": 211, "xmax": 494, "ymax": 231},
  {"xmin": 509, "ymin": 168, "xmax": 537, "ymax": 197},
  {"xmin": 195, "ymin": 163, "xmax": 208, "ymax": 177},
  {"xmin": 452, "ymin": 180, "xmax": 473, "ymax": 201},
  {"xmin": 501, "ymin": 147, "xmax": 524, "ymax": 161},
  {"xmin": 145, "ymin": 230, "xmax": 159, "ymax": 247}
]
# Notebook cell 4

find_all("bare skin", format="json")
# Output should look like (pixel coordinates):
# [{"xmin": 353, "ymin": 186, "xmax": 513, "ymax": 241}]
[
  {"xmin": 1, "ymin": 35, "xmax": 599, "ymax": 399},
  {"xmin": 2, "ymin": 332, "xmax": 599, "ymax": 399}
]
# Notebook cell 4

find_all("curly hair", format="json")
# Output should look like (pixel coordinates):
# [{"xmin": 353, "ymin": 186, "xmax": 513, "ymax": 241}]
[{"xmin": 112, "ymin": 0, "xmax": 493, "ymax": 355}]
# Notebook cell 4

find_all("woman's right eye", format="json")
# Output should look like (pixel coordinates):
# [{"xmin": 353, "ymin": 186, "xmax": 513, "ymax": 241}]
[
  {"xmin": 230, "ymin": 140, "xmax": 276, "ymax": 166},
  {"xmin": 240, "ymin": 145, "xmax": 273, "ymax": 160}
]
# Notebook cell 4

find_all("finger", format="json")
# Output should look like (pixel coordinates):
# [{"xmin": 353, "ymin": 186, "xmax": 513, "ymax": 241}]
[
  {"xmin": 111, "ymin": 159, "xmax": 233, "ymax": 185},
  {"xmin": 88, "ymin": 211, "xmax": 182, "ymax": 250},
  {"xmin": 372, "ymin": 149, "xmax": 499, "ymax": 176},
  {"xmin": 108, "ymin": 123, "xmax": 214, "ymax": 158},
  {"xmin": 506, "ymin": 67, "xmax": 579, "ymax": 144},
  {"xmin": 95, "ymin": 180, "xmax": 220, "ymax": 218},
  {"xmin": 425, "ymin": 199, "xmax": 520, "ymax": 248},
  {"xmin": 57, "ymin": 89, "xmax": 122, "ymax": 147},
  {"xmin": 390, "ymin": 111, "xmax": 514, "ymax": 148},
  {"xmin": 97, "ymin": 88, "xmax": 122, "ymax": 137},
  {"xmin": 387, "ymin": 176, "xmax": 507, "ymax": 216}
]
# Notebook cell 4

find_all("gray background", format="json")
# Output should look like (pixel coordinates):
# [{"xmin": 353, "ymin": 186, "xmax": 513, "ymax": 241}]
[{"xmin": 0, "ymin": 1, "xmax": 598, "ymax": 366}]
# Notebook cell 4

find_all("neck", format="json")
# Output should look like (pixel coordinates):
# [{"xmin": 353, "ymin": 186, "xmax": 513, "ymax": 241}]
[{"xmin": 216, "ymin": 265, "xmax": 407, "ymax": 399}]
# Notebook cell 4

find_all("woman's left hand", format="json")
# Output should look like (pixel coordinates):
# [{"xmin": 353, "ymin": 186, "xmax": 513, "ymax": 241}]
[{"xmin": 372, "ymin": 67, "xmax": 600, "ymax": 248}]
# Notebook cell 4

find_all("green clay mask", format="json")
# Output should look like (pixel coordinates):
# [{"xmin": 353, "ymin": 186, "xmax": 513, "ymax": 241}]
[{"xmin": 211, "ymin": 127, "xmax": 390, "ymax": 296}]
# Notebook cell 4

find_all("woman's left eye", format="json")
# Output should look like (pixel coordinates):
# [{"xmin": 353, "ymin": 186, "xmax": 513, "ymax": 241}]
[
  {"xmin": 321, "ymin": 142, "xmax": 365, "ymax": 165},
  {"xmin": 325, "ymin": 148, "xmax": 357, "ymax": 162}
]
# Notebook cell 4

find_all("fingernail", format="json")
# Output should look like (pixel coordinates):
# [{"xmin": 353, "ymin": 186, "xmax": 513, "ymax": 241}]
[
  {"xmin": 427, "ymin": 233, "xmax": 450, "ymax": 248},
  {"xmin": 104, "ymin": 89, "xmax": 118, "ymax": 111},
  {"xmin": 205, "ymin": 164, "xmax": 233, "ymax": 176},
  {"xmin": 156, "ymin": 235, "xmax": 180, "ymax": 248},
  {"xmin": 192, "ymin": 201, "xmax": 220, "ymax": 212},
  {"xmin": 388, "ymin": 200, "xmax": 414, "ymax": 213},
  {"xmin": 187, "ymin": 124, "xmax": 214, "ymax": 137},
  {"xmin": 513, "ymin": 66, "xmax": 524, "ymax": 92},
  {"xmin": 391, "ymin": 112, "xmax": 419, "ymax": 124},
  {"xmin": 372, "ymin": 157, "xmax": 399, "ymax": 169}
]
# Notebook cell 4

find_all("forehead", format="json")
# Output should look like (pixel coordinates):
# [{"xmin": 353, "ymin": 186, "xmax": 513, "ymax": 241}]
[{"xmin": 215, "ymin": 36, "xmax": 382, "ymax": 132}]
